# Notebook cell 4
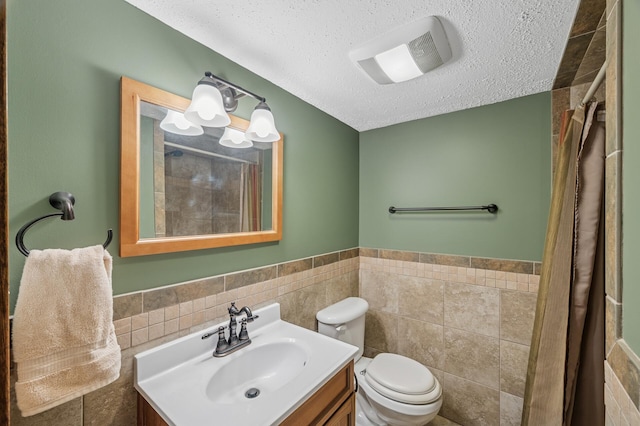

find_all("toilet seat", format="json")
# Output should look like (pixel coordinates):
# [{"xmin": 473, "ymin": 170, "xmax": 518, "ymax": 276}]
[{"xmin": 365, "ymin": 353, "xmax": 442, "ymax": 405}]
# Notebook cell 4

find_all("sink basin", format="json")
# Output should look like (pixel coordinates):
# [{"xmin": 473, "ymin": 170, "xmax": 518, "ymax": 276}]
[
  {"xmin": 134, "ymin": 303, "xmax": 358, "ymax": 426},
  {"xmin": 206, "ymin": 339, "xmax": 309, "ymax": 404}
]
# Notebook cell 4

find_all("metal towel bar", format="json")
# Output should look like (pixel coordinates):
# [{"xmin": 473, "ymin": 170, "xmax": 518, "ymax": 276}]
[{"xmin": 388, "ymin": 204, "xmax": 498, "ymax": 214}]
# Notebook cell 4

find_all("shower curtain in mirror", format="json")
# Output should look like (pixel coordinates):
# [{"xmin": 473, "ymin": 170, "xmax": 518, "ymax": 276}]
[
  {"xmin": 522, "ymin": 102, "xmax": 605, "ymax": 426},
  {"xmin": 241, "ymin": 163, "xmax": 261, "ymax": 232}
]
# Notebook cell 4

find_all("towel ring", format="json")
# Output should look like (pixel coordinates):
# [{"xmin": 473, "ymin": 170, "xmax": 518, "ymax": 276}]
[{"xmin": 15, "ymin": 191, "xmax": 113, "ymax": 256}]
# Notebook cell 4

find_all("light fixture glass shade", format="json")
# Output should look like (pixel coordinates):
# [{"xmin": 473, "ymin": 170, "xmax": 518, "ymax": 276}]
[
  {"xmin": 159, "ymin": 110, "xmax": 204, "ymax": 136},
  {"xmin": 219, "ymin": 127, "xmax": 253, "ymax": 149},
  {"xmin": 184, "ymin": 83, "xmax": 231, "ymax": 127},
  {"xmin": 245, "ymin": 102, "xmax": 280, "ymax": 142}
]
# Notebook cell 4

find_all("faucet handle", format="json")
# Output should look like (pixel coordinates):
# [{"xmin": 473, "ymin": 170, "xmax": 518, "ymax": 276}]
[
  {"xmin": 246, "ymin": 314, "xmax": 260, "ymax": 323},
  {"xmin": 238, "ymin": 318, "xmax": 249, "ymax": 341},
  {"xmin": 202, "ymin": 325, "xmax": 227, "ymax": 340},
  {"xmin": 215, "ymin": 326, "xmax": 230, "ymax": 353}
]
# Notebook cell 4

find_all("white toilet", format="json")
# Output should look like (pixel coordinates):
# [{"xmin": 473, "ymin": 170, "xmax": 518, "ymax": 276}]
[{"xmin": 317, "ymin": 297, "xmax": 442, "ymax": 426}]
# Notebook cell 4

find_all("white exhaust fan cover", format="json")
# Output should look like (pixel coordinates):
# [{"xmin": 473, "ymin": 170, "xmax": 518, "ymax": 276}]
[{"xmin": 349, "ymin": 16, "xmax": 452, "ymax": 85}]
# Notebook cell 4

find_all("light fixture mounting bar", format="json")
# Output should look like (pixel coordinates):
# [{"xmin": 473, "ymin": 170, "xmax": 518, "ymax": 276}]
[{"xmin": 204, "ymin": 72, "xmax": 266, "ymax": 103}]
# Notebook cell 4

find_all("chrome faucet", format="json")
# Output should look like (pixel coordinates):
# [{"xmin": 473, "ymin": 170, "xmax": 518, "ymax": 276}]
[{"xmin": 201, "ymin": 302, "xmax": 259, "ymax": 357}]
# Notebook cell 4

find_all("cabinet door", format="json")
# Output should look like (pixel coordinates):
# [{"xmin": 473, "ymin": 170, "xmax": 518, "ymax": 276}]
[
  {"xmin": 137, "ymin": 394, "xmax": 169, "ymax": 426},
  {"xmin": 325, "ymin": 393, "xmax": 355, "ymax": 426},
  {"xmin": 281, "ymin": 361, "xmax": 354, "ymax": 426}
]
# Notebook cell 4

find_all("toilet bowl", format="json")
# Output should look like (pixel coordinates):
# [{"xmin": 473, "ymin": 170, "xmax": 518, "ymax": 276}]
[{"xmin": 317, "ymin": 297, "xmax": 442, "ymax": 426}]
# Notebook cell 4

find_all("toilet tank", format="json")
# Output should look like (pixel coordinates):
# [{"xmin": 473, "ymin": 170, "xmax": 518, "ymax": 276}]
[{"xmin": 316, "ymin": 297, "xmax": 369, "ymax": 362}]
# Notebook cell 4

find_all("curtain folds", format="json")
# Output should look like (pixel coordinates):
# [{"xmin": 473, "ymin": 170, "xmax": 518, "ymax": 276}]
[
  {"xmin": 241, "ymin": 163, "xmax": 261, "ymax": 232},
  {"xmin": 522, "ymin": 102, "xmax": 605, "ymax": 426}
]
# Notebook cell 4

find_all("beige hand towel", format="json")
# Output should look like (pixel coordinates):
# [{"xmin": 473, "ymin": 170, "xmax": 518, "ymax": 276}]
[{"xmin": 12, "ymin": 245, "xmax": 121, "ymax": 417}]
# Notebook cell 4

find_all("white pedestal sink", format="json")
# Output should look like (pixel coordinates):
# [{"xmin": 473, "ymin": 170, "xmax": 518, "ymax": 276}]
[{"xmin": 134, "ymin": 303, "xmax": 358, "ymax": 426}]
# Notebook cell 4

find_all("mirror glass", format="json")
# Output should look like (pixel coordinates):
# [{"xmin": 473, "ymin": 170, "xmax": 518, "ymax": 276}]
[{"xmin": 120, "ymin": 77, "xmax": 283, "ymax": 257}]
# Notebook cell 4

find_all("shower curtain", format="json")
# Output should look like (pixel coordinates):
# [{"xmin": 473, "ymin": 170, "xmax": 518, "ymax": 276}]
[
  {"xmin": 241, "ymin": 163, "xmax": 261, "ymax": 232},
  {"xmin": 522, "ymin": 102, "xmax": 605, "ymax": 425}
]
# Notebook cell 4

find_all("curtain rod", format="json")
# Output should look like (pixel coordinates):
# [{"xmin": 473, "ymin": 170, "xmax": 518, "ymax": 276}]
[
  {"xmin": 164, "ymin": 141, "xmax": 256, "ymax": 165},
  {"xmin": 580, "ymin": 60, "xmax": 608, "ymax": 107}
]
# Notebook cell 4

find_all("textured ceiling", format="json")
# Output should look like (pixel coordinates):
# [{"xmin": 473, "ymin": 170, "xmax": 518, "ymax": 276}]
[{"xmin": 125, "ymin": 0, "xmax": 581, "ymax": 131}]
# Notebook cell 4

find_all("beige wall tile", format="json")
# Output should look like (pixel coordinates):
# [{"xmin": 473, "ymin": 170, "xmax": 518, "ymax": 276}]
[
  {"xmin": 82, "ymin": 351, "xmax": 137, "ymax": 425},
  {"xmin": 500, "ymin": 290, "xmax": 537, "ymax": 345},
  {"xmin": 179, "ymin": 301, "xmax": 193, "ymax": 316},
  {"xmin": 179, "ymin": 314, "xmax": 192, "ymax": 331},
  {"xmin": 359, "ymin": 247, "xmax": 379, "ymax": 258},
  {"xmin": 608, "ymin": 342, "xmax": 640, "ymax": 414},
  {"xmin": 148, "ymin": 308, "xmax": 164, "ymax": 325},
  {"xmin": 278, "ymin": 258, "xmax": 312, "ymax": 276},
  {"xmin": 398, "ymin": 318, "xmax": 445, "ymax": 370},
  {"xmin": 276, "ymin": 291, "xmax": 297, "ymax": 325},
  {"xmin": 326, "ymin": 270, "xmax": 359, "ymax": 306},
  {"xmin": 296, "ymin": 282, "xmax": 327, "ymax": 331},
  {"xmin": 606, "ymin": 380, "xmax": 622, "ymax": 425},
  {"xmin": 500, "ymin": 392, "xmax": 524, "ymax": 426},
  {"xmin": 112, "ymin": 293, "xmax": 142, "ymax": 321},
  {"xmin": 164, "ymin": 304, "xmax": 179, "ymax": 320},
  {"xmin": 314, "ymin": 252, "xmax": 340, "ymax": 267},
  {"xmin": 132, "ymin": 328, "xmax": 149, "ymax": 346},
  {"xmin": 193, "ymin": 297, "xmax": 205, "ymax": 313},
  {"xmin": 148, "ymin": 323, "xmax": 164, "ymax": 341},
  {"xmin": 131, "ymin": 313, "xmax": 148, "ymax": 331},
  {"xmin": 444, "ymin": 328, "xmax": 500, "ymax": 389},
  {"xmin": 225, "ymin": 266, "xmax": 278, "ymax": 291},
  {"xmin": 16, "ymin": 249, "xmax": 553, "ymax": 426},
  {"xmin": 380, "ymin": 249, "xmax": 419, "ymax": 262},
  {"xmin": 470, "ymin": 258, "xmax": 534, "ymax": 274},
  {"xmin": 420, "ymin": 253, "xmax": 470, "ymax": 267},
  {"xmin": 360, "ymin": 270, "xmax": 398, "ymax": 314},
  {"xmin": 430, "ymin": 415, "xmax": 461, "ymax": 426},
  {"xmin": 142, "ymin": 277, "xmax": 224, "ymax": 312},
  {"xmin": 444, "ymin": 282, "xmax": 500, "ymax": 337},
  {"xmin": 365, "ymin": 310, "xmax": 398, "ymax": 353},
  {"xmin": 397, "ymin": 275, "xmax": 444, "ymax": 325},
  {"xmin": 500, "ymin": 341, "xmax": 530, "ymax": 397},
  {"xmin": 441, "ymin": 373, "xmax": 500, "ymax": 426},
  {"xmin": 116, "ymin": 333, "xmax": 131, "ymax": 350},
  {"xmin": 339, "ymin": 248, "xmax": 359, "ymax": 261},
  {"xmin": 164, "ymin": 318, "xmax": 178, "ymax": 335},
  {"xmin": 113, "ymin": 317, "xmax": 131, "ymax": 335}
]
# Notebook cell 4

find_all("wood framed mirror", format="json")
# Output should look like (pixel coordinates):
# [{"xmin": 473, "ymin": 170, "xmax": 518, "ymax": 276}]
[{"xmin": 120, "ymin": 77, "xmax": 283, "ymax": 257}]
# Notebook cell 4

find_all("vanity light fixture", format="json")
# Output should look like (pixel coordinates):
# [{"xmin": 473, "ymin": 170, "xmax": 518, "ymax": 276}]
[
  {"xmin": 160, "ymin": 110, "xmax": 204, "ymax": 136},
  {"xmin": 349, "ymin": 16, "xmax": 452, "ymax": 85},
  {"xmin": 184, "ymin": 72, "xmax": 280, "ymax": 142},
  {"xmin": 219, "ymin": 127, "xmax": 253, "ymax": 149}
]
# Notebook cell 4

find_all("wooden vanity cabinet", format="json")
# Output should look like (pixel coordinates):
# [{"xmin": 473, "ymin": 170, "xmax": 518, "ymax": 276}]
[
  {"xmin": 137, "ymin": 360, "xmax": 355, "ymax": 426},
  {"xmin": 137, "ymin": 394, "xmax": 168, "ymax": 426},
  {"xmin": 280, "ymin": 360, "xmax": 355, "ymax": 426}
]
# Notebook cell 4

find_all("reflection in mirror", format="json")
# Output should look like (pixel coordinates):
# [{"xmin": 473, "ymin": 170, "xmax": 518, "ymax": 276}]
[
  {"xmin": 120, "ymin": 77, "xmax": 282, "ymax": 257},
  {"xmin": 138, "ymin": 101, "xmax": 273, "ymax": 238}
]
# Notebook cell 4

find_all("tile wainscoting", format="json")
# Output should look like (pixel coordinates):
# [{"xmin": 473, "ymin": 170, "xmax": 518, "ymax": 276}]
[
  {"xmin": 10, "ymin": 249, "xmax": 359, "ymax": 425},
  {"xmin": 17, "ymin": 247, "xmax": 614, "ymax": 426},
  {"xmin": 359, "ymin": 249, "xmax": 540, "ymax": 426}
]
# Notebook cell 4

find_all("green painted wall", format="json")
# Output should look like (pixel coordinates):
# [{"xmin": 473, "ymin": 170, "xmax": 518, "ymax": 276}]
[
  {"xmin": 359, "ymin": 93, "xmax": 551, "ymax": 261},
  {"xmin": 7, "ymin": 0, "xmax": 359, "ymax": 313},
  {"xmin": 623, "ymin": 0, "xmax": 640, "ymax": 353}
]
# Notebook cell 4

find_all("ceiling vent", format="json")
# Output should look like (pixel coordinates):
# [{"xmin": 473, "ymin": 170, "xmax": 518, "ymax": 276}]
[{"xmin": 349, "ymin": 16, "xmax": 452, "ymax": 85}]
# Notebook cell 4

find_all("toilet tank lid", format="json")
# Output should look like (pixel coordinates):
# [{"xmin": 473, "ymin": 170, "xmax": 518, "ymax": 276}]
[{"xmin": 316, "ymin": 297, "xmax": 369, "ymax": 324}]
